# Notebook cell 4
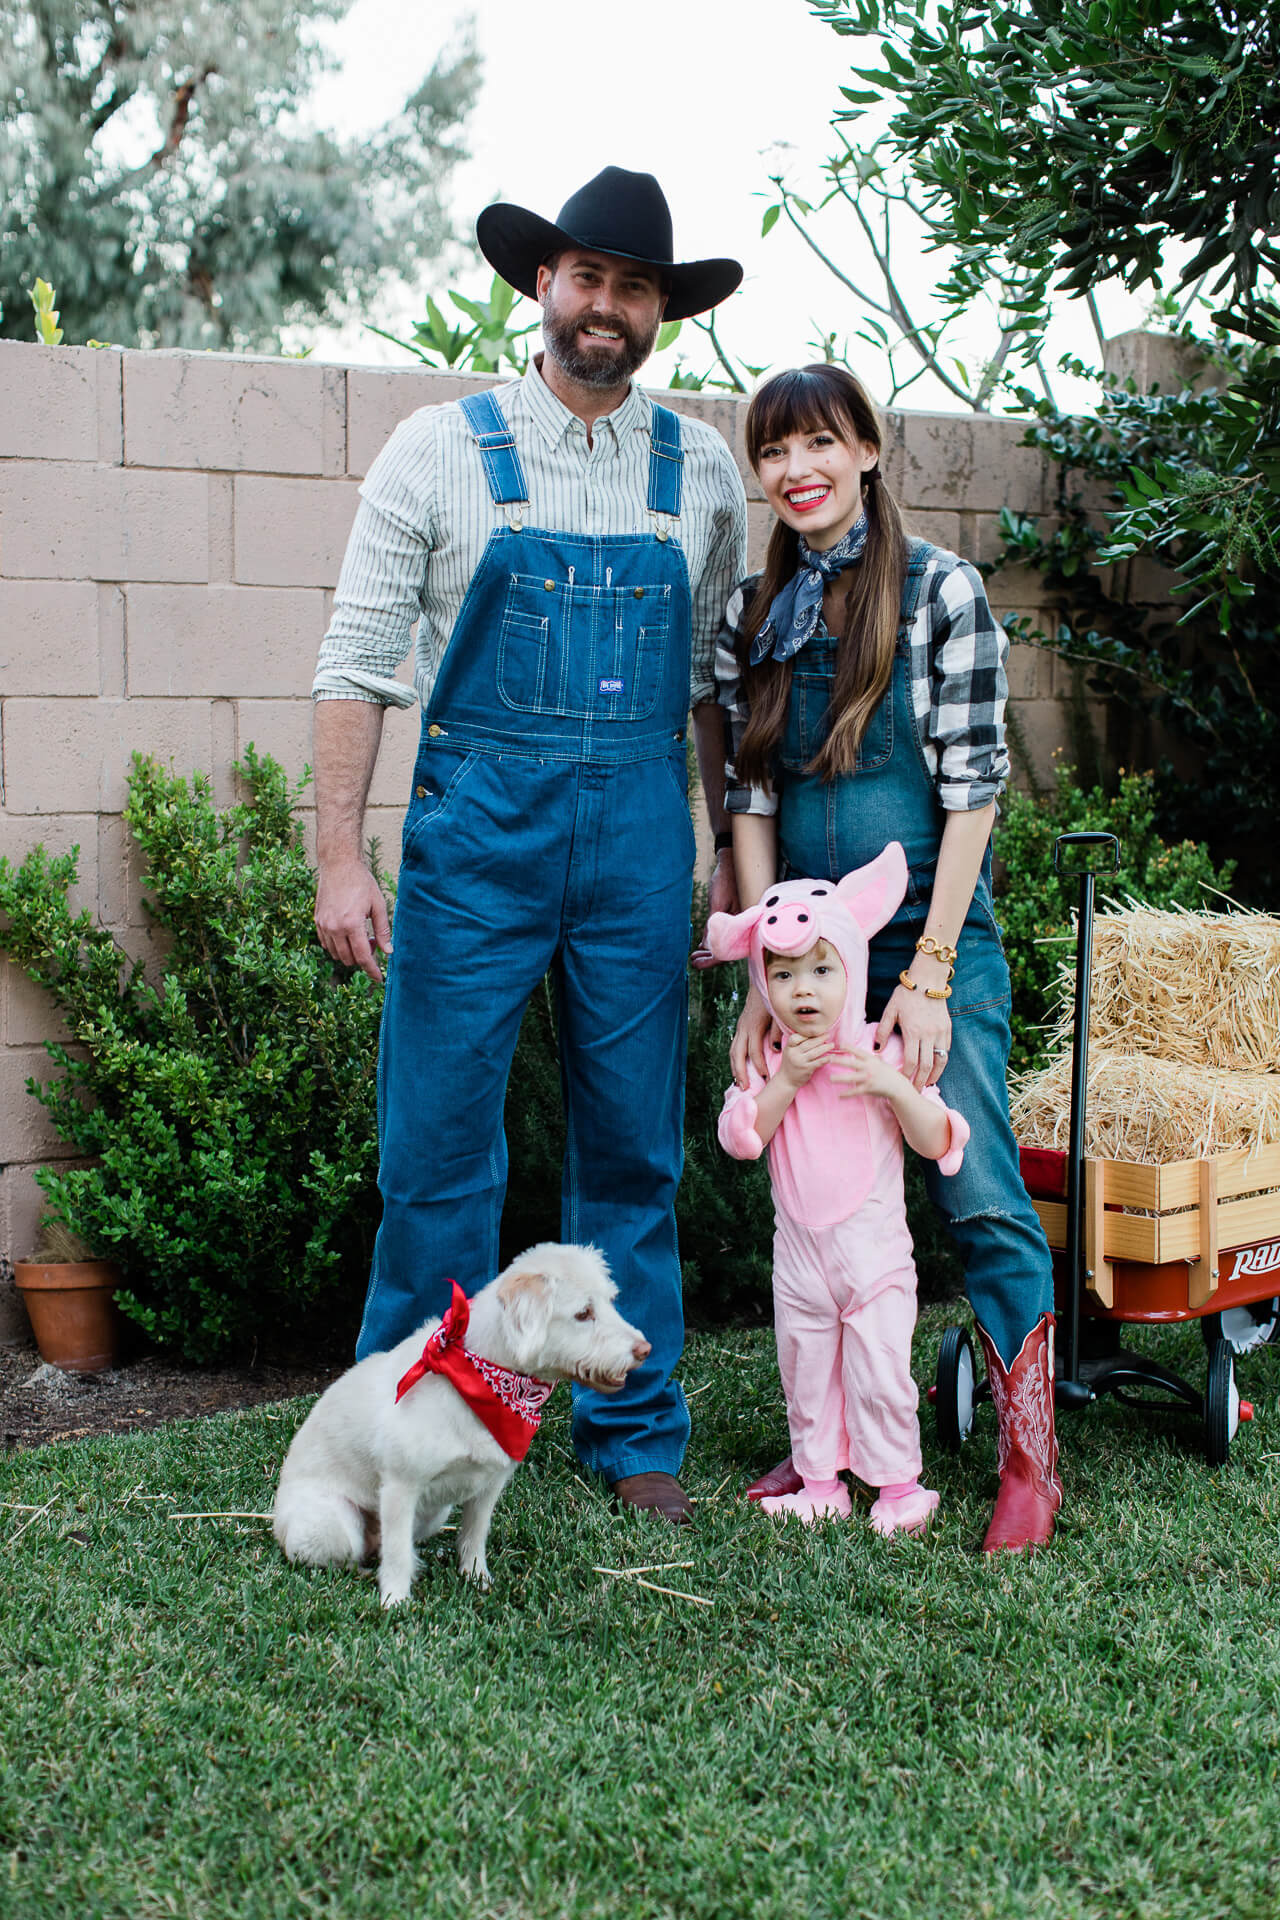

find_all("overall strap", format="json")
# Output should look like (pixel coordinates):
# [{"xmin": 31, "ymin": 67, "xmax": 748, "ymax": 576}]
[
  {"xmin": 458, "ymin": 390, "xmax": 530, "ymax": 507},
  {"xmin": 897, "ymin": 536, "xmax": 933, "ymax": 633},
  {"xmin": 647, "ymin": 404, "xmax": 684, "ymax": 519}
]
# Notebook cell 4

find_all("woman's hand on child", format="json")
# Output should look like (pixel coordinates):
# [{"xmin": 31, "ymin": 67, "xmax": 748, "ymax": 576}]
[
  {"xmin": 730, "ymin": 983, "xmax": 772, "ymax": 1085},
  {"xmin": 874, "ymin": 984, "xmax": 952, "ymax": 1090}
]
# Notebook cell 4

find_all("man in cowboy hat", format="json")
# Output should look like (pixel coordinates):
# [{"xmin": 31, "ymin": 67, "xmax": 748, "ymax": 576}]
[{"xmin": 312, "ymin": 168, "xmax": 748, "ymax": 1526}]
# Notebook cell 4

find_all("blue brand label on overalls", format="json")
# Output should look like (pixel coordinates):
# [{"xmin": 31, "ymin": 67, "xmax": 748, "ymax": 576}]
[{"xmin": 599, "ymin": 678, "xmax": 624, "ymax": 694}]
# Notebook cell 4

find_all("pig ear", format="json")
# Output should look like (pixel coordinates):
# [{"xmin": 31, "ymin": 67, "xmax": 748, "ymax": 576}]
[
  {"xmin": 836, "ymin": 842, "xmax": 909, "ymax": 938},
  {"xmin": 706, "ymin": 904, "xmax": 763, "ymax": 963},
  {"xmin": 497, "ymin": 1268, "xmax": 554, "ymax": 1366}
]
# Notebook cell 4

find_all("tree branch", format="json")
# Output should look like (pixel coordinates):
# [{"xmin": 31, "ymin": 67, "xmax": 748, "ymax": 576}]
[
  {"xmin": 690, "ymin": 312, "xmax": 746, "ymax": 393},
  {"xmin": 777, "ymin": 190, "xmax": 894, "ymax": 319},
  {"xmin": 108, "ymin": 68, "xmax": 215, "ymax": 192},
  {"xmin": 1175, "ymin": 271, "xmax": 1212, "ymax": 328},
  {"xmin": 842, "ymin": 185, "xmax": 981, "ymax": 409},
  {"xmin": 974, "ymin": 327, "xmax": 1019, "ymax": 410}
]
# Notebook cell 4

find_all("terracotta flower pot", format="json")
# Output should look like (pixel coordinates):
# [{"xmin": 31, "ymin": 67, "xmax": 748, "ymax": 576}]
[{"xmin": 12, "ymin": 1260, "xmax": 125, "ymax": 1373}]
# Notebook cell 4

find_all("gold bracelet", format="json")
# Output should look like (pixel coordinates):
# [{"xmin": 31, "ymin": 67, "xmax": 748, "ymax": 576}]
[
  {"xmin": 898, "ymin": 970, "xmax": 918, "ymax": 992},
  {"xmin": 916, "ymin": 936, "xmax": 958, "ymax": 966},
  {"xmin": 924, "ymin": 983, "xmax": 953, "ymax": 1000}
]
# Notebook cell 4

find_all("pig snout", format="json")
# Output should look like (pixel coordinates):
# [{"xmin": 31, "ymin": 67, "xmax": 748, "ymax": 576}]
[{"xmin": 758, "ymin": 900, "xmax": 819, "ymax": 952}]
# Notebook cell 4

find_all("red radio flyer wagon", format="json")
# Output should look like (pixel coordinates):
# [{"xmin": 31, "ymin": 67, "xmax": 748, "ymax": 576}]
[{"xmin": 933, "ymin": 833, "xmax": 1280, "ymax": 1464}]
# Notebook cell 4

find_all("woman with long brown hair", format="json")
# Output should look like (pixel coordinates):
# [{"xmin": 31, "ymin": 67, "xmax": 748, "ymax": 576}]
[{"xmin": 716, "ymin": 364, "xmax": 1060, "ymax": 1553}]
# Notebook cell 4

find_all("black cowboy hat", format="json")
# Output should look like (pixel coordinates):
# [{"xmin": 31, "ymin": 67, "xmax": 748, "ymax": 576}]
[{"xmin": 476, "ymin": 166, "xmax": 742, "ymax": 324}]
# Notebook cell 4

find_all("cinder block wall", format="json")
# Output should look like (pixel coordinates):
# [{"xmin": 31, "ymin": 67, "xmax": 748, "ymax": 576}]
[{"xmin": 0, "ymin": 338, "xmax": 1078, "ymax": 1282}]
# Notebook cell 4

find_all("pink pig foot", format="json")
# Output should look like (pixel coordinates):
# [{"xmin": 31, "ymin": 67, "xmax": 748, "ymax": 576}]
[
  {"xmin": 869, "ymin": 1485, "xmax": 939, "ymax": 1536},
  {"xmin": 759, "ymin": 1483, "xmax": 853, "ymax": 1524}
]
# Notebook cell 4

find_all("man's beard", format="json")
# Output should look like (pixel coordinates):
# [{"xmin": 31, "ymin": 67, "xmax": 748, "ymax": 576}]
[{"xmin": 541, "ymin": 294, "xmax": 660, "ymax": 389}]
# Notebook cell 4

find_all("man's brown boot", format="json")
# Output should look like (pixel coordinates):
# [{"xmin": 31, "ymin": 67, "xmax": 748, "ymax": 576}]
[{"xmin": 610, "ymin": 1471, "xmax": 694, "ymax": 1526}]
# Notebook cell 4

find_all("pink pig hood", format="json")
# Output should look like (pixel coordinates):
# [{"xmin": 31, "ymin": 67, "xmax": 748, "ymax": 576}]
[{"xmin": 707, "ymin": 842, "xmax": 910, "ymax": 1038}]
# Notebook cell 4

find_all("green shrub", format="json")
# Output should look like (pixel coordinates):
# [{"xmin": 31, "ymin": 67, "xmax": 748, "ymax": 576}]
[
  {"xmin": 0, "ymin": 748, "xmax": 386, "ymax": 1364},
  {"xmin": 993, "ymin": 762, "xmax": 1236, "ymax": 1075}
]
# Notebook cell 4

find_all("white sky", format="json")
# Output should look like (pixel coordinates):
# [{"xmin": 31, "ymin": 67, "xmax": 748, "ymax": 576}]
[{"xmin": 303, "ymin": 0, "xmax": 1153, "ymax": 409}]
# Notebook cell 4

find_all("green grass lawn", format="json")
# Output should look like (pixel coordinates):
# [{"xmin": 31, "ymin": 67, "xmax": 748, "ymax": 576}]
[{"xmin": 4, "ymin": 1306, "xmax": 1280, "ymax": 1920}]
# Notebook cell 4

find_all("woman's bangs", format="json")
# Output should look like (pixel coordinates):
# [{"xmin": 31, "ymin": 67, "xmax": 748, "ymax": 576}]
[{"xmin": 746, "ymin": 371, "xmax": 858, "ymax": 462}]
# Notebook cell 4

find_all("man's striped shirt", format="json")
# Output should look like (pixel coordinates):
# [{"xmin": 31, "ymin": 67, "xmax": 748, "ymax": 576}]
[{"xmin": 313, "ymin": 358, "xmax": 748, "ymax": 711}]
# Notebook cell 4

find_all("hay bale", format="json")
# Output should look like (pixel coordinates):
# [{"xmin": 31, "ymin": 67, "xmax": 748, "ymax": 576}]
[
  {"xmin": 1010, "ymin": 1048, "xmax": 1280, "ymax": 1163},
  {"xmin": 1047, "ymin": 902, "xmax": 1280, "ymax": 1072}
]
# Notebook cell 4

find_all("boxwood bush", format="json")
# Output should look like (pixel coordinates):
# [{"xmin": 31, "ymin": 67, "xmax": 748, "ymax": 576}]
[{"xmin": 0, "ymin": 749, "xmax": 385, "ymax": 1364}]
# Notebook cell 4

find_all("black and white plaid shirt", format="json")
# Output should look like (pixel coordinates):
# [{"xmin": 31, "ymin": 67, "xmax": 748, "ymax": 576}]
[{"xmin": 715, "ymin": 546, "xmax": 1010, "ymax": 816}]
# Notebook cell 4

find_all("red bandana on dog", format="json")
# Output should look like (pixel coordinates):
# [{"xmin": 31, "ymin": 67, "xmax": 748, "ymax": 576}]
[{"xmin": 394, "ymin": 1280, "xmax": 555, "ymax": 1461}]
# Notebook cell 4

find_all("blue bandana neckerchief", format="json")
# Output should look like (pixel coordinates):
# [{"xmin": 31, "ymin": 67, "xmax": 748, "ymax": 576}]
[{"xmin": 749, "ymin": 513, "xmax": 869, "ymax": 666}]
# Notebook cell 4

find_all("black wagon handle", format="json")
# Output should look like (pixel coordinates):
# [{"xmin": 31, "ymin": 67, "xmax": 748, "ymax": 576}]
[
  {"xmin": 1053, "ymin": 831, "xmax": 1120, "ymax": 879},
  {"xmin": 1055, "ymin": 829, "xmax": 1121, "ymax": 1393}
]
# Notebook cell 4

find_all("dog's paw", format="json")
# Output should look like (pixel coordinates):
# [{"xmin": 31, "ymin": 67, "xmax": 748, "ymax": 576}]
[
  {"xmin": 461, "ymin": 1562, "xmax": 492, "ymax": 1593},
  {"xmin": 379, "ymin": 1579, "xmax": 412, "ymax": 1610}
]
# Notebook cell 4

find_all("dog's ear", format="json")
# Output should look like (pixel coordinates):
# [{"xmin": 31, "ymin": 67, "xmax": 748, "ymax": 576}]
[{"xmin": 497, "ymin": 1267, "xmax": 554, "ymax": 1366}]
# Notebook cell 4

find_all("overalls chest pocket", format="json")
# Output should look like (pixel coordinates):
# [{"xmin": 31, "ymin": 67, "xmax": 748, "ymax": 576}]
[
  {"xmin": 496, "ymin": 571, "xmax": 672, "ymax": 720},
  {"xmin": 599, "ymin": 579, "xmax": 672, "ymax": 721},
  {"xmin": 779, "ymin": 651, "xmax": 894, "ymax": 773}
]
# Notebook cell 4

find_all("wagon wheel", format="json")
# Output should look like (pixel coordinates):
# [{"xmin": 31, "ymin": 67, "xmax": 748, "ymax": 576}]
[
  {"xmin": 1203, "ymin": 1340, "xmax": 1240, "ymax": 1467},
  {"xmin": 1200, "ymin": 1299, "xmax": 1280, "ymax": 1356},
  {"xmin": 934, "ymin": 1326, "xmax": 977, "ymax": 1453}
]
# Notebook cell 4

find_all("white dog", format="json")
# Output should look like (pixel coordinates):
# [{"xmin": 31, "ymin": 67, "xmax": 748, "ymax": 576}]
[{"xmin": 273, "ymin": 1243, "xmax": 649, "ymax": 1607}]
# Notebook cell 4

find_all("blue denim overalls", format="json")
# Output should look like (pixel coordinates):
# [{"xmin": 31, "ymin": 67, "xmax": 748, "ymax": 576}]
[
  {"xmin": 776, "ymin": 539, "xmax": 1053, "ymax": 1364},
  {"xmin": 356, "ymin": 390, "xmax": 695, "ymax": 1482}
]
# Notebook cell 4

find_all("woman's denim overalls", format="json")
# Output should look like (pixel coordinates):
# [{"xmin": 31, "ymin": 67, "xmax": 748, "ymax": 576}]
[
  {"xmin": 776, "ymin": 538, "xmax": 1053, "ymax": 1362},
  {"xmin": 356, "ymin": 391, "xmax": 696, "ymax": 1482}
]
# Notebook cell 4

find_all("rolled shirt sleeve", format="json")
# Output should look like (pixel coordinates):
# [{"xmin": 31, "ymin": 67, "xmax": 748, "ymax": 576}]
[
  {"xmin": 926, "ymin": 556, "xmax": 1010, "ymax": 812},
  {"xmin": 312, "ymin": 412, "xmax": 439, "ymax": 707},
  {"xmin": 687, "ymin": 434, "xmax": 748, "ymax": 708},
  {"xmin": 715, "ymin": 575, "xmax": 778, "ymax": 817}
]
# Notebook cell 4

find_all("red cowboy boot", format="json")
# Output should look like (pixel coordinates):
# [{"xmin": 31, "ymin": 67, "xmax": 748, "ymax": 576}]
[
  {"xmin": 745, "ymin": 1455, "xmax": 803, "ymax": 1502},
  {"xmin": 975, "ymin": 1315, "xmax": 1062, "ymax": 1553}
]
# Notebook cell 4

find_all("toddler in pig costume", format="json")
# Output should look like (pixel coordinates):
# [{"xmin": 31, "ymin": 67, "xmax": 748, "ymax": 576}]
[{"xmin": 709, "ymin": 844, "xmax": 969, "ymax": 1532}]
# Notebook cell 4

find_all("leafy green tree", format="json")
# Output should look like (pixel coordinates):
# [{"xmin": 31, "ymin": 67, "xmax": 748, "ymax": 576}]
[
  {"xmin": 809, "ymin": 1, "xmax": 1278, "ymax": 896},
  {"xmin": 0, "ymin": 1, "xmax": 479, "ymax": 349},
  {"xmin": 810, "ymin": 0, "xmax": 1280, "ymax": 589},
  {"xmin": 814, "ymin": 1, "xmax": 1279, "ymax": 351}
]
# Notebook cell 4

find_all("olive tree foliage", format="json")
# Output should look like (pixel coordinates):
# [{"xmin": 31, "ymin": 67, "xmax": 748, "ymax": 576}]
[
  {"xmin": 755, "ymin": 134, "xmax": 1029, "ymax": 411},
  {"xmin": 812, "ymin": 0, "xmax": 1279, "ymax": 353},
  {"xmin": 809, "ymin": 2, "xmax": 1280, "ymax": 551},
  {"xmin": 804, "ymin": 0, "xmax": 1279, "ymax": 896},
  {"xmin": 0, "ymin": 1, "xmax": 480, "ymax": 349}
]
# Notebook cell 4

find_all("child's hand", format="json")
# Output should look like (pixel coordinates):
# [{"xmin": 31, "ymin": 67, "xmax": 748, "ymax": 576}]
[
  {"xmin": 776, "ymin": 1032, "xmax": 837, "ymax": 1089},
  {"xmin": 829, "ymin": 1046, "xmax": 899, "ymax": 1101}
]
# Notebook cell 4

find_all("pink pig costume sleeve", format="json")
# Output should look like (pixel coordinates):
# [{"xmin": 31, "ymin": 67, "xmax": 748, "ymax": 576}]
[{"xmin": 707, "ymin": 844, "xmax": 971, "ymax": 1489}]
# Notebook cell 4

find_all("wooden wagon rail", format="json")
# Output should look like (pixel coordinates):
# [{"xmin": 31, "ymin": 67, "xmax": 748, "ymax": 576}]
[{"xmin": 1026, "ymin": 1141, "xmax": 1280, "ymax": 1311}]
